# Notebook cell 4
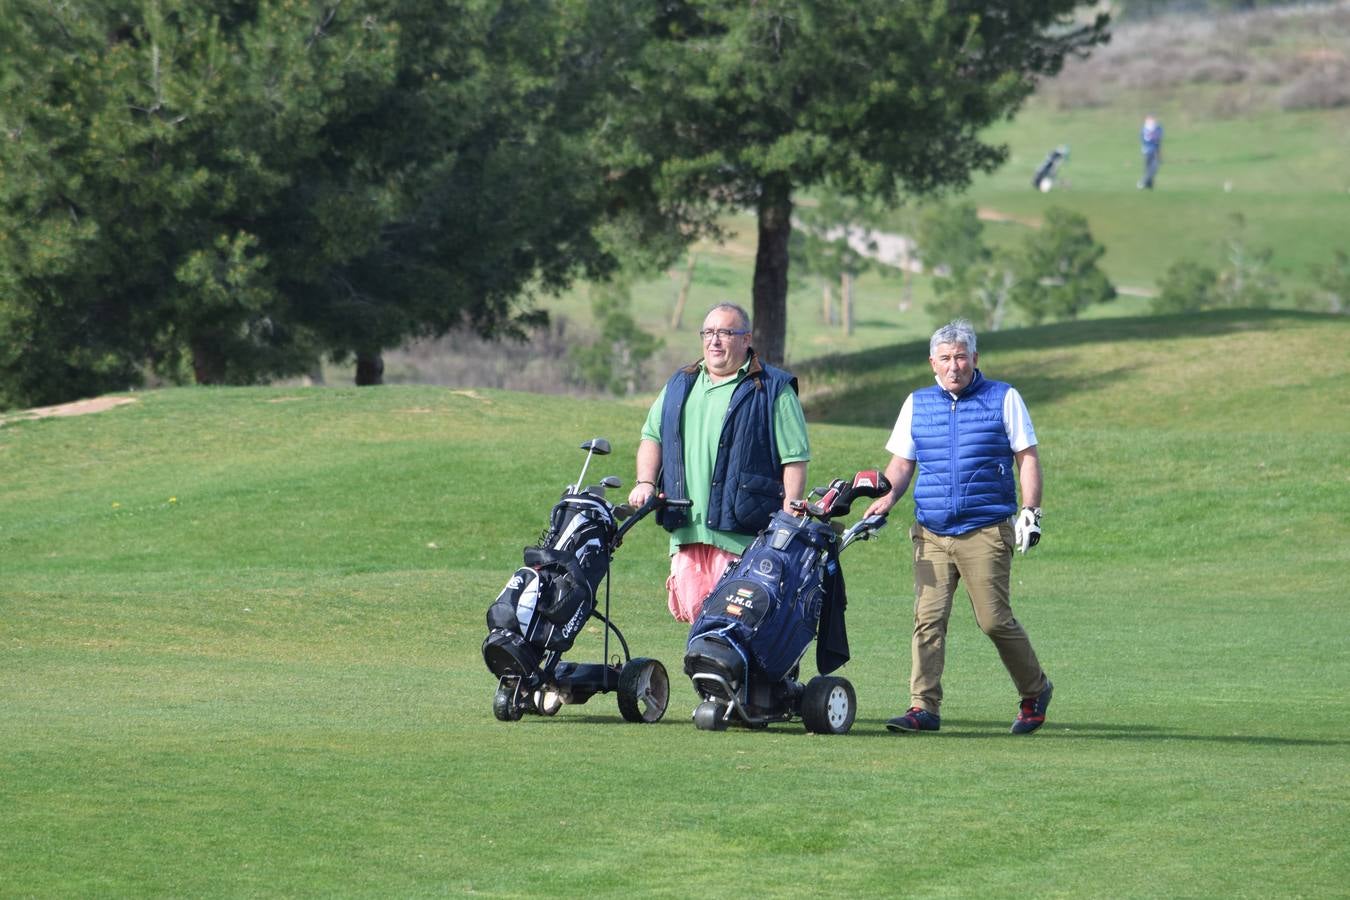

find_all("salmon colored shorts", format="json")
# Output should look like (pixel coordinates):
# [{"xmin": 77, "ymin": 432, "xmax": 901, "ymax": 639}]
[{"xmin": 667, "ymin": 543, "xmax": 740, "ymax": 623}]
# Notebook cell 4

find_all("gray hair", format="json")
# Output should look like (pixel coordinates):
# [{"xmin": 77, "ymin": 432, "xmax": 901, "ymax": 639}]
[
  {"xmin": 930, "ymin": 318, "xmax": 977, "ymax": 356},
  {"xmin": 706, "ymin": 302, "xmax": 751, "ymax": 331}
]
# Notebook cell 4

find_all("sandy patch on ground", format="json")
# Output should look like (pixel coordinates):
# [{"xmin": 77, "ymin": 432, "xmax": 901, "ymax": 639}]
[{"xmin": 1, "ymin": 395, "xmax": 138, "ymax": 426}]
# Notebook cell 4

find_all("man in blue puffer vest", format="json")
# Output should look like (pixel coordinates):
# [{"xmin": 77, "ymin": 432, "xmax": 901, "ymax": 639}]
[
  {"xmin": 865, "ymin": 319, "xmax": 1053, "ymax": 735},
  {"xmin": 627, "ymin": 303, "xmax": 810, "ymax": 622}
]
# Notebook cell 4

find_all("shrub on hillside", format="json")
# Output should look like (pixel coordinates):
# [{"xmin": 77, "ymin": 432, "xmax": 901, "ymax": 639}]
[
  {"xmin": 1041, "ymin": 2, "xmax": 1349, "ymax": 116},
  {"xmin": 1297, "ymin": 250, "xmax": 1350, "ymax": 314},
  {"xmin": 1276, "ymin": 66, "xmax": 1350, "ymax": 110},
  {"xmin": 1190, "ymin": 59, "xmax": 1248, "ymax": 84},
  {"xmin": 1010, "ymin": 207, "xmax": 1116, "ymax": 324},
  {"xmin": 1212, "ymin": 215, "xmax": 1281, "ymax": 309},
  {"xmin": 1152, "ymin": 260, "xmax": 1220, "ymax": 314}
]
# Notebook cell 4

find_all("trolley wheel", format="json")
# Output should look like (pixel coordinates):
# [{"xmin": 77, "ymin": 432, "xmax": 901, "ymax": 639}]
[
  {"xmin": 617, "ymin": 657, "xmax": 669, "ymax": 723},
  {"xmin": 693, "ymin": 700, "xmax": 730, "ymax": 731},
  {"xmin": 801, "ymin": 675, "xmax": 856, "ymax": 735},
  {"xmin": 532, "ymin": 689, "xmax": 563, "ymax": 717},
  {"xmin": 493, "ymin": 678, "xmax": 524, "ymax": 722}
]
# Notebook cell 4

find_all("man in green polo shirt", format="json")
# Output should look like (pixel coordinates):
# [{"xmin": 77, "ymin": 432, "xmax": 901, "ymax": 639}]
[{"xmin": 627, "ymin": 303, "xmax": 810, "ymax": 621}]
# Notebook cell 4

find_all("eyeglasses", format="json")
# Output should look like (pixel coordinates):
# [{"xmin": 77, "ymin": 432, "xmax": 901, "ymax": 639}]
[{"xmin": 699, "ymin": 328, "xmax": 750, "ymax": 342}]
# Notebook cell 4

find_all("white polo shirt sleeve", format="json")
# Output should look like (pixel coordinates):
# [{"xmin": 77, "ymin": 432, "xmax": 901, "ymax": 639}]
[
  {"xmin": 1005, "ymin": 387, "xmax": 1037, "ymax": 452},
  {"xmin": 883, "ymin": 394, "xmax": 917, "ymax": 461}
]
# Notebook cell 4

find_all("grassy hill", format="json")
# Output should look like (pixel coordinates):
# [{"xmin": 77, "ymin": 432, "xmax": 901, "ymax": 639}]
[{"xmin": 3, "ymin": 311, "xmax": 1347, "ymax": 896}]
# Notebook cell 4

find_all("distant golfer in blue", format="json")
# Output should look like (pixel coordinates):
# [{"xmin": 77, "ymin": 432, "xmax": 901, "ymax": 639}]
[{"xmin": 1139, "ymin": 115, "xmax": 1163, "ymax": 190}]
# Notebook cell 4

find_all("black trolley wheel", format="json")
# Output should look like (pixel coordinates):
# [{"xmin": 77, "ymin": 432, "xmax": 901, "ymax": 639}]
[
  {"xmin": 692, "ymin": 700, "xmax": 730, "ymax": 731},
  {"xmin": 801, "ymin": 675, "xmax": 857, "ymax": 734},
  {"xmin": 493, "ymin": 677, "xmax": 524, "ymax": 722},
  {"xmin": 616, "ymin": 657, "xmax": 669, "ymax": 723}
]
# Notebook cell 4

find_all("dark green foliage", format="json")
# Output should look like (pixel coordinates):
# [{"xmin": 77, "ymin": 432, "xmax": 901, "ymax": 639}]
[
  {"xmin": 1011, "ymin": 207, "xmax": 1116, "ymax": 324},
  {"xmin": 0, "ymin": 0, "xmax": 400, "ymax": 403},
  {"xmin": 917, "ymin": 203, "xmax": 991, "ymax": 282},
  {"xmin": 0, "ymin": 0, "xmax": 626, "ymax": 409}
]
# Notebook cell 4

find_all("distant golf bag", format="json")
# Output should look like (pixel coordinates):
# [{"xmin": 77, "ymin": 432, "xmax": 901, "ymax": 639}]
[
  {"xmin": 1032, "ymin": 145, "xmax": 1069, "ymax": 192},
  {"xmin": 482, "ymin": 437, "xmax": 688, "ymax": 724},
  {"xmin": 684, "ymin": 470, "xmax": 891, "ymax": 734}
]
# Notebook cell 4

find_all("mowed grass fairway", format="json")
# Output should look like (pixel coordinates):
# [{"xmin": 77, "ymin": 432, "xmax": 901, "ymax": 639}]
[{"xmin": 2, "ymin": 311, "xmax": 1347, "ymax": 897}]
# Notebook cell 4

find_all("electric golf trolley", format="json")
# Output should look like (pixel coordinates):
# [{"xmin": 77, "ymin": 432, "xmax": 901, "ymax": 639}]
[
  {"xmin": 482, "ymin": 438, "xmax": 690, "ymax": 724},
  {"xmin": 683, "ymin": 471, "xmax": 891, "ymax": 734}
]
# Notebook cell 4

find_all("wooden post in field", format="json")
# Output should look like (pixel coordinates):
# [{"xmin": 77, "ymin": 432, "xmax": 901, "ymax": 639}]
[
  {"xmin": 670, "ymin": 253, "xmax": 696, "ymax": 330},
  {"xmin": 841, "ymin": 272, "xmax": 855, "ymax": 336}
]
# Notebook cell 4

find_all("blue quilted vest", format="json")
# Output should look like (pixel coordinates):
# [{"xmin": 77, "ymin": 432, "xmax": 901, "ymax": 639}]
[
  {"xmin": 656, "ymin": 353, "xmax": 797, "ymax": 536},
  {"xmin": 911, "ymin": 371, "xmax": 1017, "ymax": 536}
]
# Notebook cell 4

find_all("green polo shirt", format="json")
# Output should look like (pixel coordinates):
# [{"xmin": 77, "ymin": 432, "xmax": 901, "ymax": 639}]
[{"xmin": 641, "ymin": 359, "xmax": 810, "ymax": 555}]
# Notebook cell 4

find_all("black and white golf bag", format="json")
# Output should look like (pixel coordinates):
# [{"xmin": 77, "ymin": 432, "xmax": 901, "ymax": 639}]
[{"xmin": 483, "ymin": 492, "xmax": 617, "ymax": 686}]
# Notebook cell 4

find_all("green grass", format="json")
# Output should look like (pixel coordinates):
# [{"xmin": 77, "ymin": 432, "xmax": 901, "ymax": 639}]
[{"xmin": 3, "ymin": 311, "xmax": 1349, "ymax": 897}]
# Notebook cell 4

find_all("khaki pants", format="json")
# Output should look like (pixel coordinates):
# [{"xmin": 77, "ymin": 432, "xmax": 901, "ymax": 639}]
[{"xmin": 909, "ymin": 520, "xmax": 1047, "ymax": 713}]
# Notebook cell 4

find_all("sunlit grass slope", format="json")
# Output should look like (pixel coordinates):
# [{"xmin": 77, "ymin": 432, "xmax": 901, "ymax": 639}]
[{"xmin": 2, "ymin": 310, "xmax": 1347, "ymax": 897}]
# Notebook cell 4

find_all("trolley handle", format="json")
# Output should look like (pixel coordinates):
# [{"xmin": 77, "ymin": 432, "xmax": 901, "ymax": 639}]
[{"xmin": 613, "ymin": 494, "xmax": 691, "ymax": 547}]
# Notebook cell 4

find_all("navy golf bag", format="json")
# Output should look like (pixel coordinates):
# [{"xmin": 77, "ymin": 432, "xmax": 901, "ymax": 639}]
[
  {"xmin": 684, "ymin": 470, "xmax": 891, "ymax": 734},
  {"xmin": 685, "ymin": 510, "xmax": 842, "ymax": 686}
]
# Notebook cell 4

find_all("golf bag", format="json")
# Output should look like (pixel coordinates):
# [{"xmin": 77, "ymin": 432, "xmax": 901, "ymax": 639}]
[
  {"xmin": 683, "ymin": 470, "xmax": 891, "ymax": 733},
  {"xmin": 685, "ymin": 510, "xmax": 844, "ymax": 686},
  {"xmin": 483, "ymin": 492, "xmax": 616, "ymax": 685},
  {"xmin": 1032, "ymin": 145, "xmax": 1069, "ymax": 192}
]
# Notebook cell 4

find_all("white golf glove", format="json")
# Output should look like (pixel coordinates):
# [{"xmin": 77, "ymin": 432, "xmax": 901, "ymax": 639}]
[{"xmin": 1014, "ymin": 507, "xmax": 1042, "ymax": 554}]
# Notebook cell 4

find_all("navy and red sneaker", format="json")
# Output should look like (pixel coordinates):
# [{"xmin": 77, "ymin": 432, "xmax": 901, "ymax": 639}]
[
  {"xmin": 886, "ymin": 707, "xmax": 941, "ymax": 733},
  {"xmin": 1011, "ymin": 680, "xmax": 1053, "ymax": 734}
]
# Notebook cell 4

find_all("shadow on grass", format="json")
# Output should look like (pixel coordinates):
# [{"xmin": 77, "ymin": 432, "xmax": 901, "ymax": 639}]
[
  {"xmin": 846, "ymin": 717, "xmax": 1350, "ymax": 747},
  {"xmin": 531, "ymin": 712, "xmax": 694, "ymax": 727},
  {"xmin": 798, "ymin": 309, "xmax": 1345, "ymax": 428},
  {"xmin": 529, "ymin": 711, "xmax": 1348, "ymax": 747}
]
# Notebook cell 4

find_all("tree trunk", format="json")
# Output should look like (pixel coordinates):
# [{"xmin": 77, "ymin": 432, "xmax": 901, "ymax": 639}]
[
  {"xmin": 991, "ymin": 270, "xmax": 1013, "ymax": 331},
  {"xmin": 751, "ymin": 175, "xmax": 792, "ymax": 366},
  {"xmin": 670, "ymin": 252, "xmax": 696, "ymax": 331},
  {"xmin": 355, "ymin": 351, "xmax": 384, "ymax": 386},
  {"xmin": 822, "ymin": 280, "xmax": 834, "ymax": 326},
  {"xmin": 899, "ymin": 251, "xmax": 913, "ymax": 313},
  {"xmin": 190, "ymin": 337, "xmax": 226, "ymax": 385},
  {"xmin": 841, "ymin": 272, "xmax": 854, "ymax": 336}
]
